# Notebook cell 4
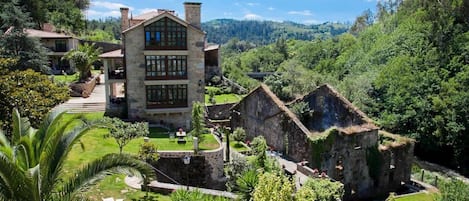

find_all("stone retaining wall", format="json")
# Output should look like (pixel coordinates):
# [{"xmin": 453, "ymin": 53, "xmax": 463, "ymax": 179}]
[{"xmin": 153, "ymin": 137, "xmax": 226, "ymax": 190}]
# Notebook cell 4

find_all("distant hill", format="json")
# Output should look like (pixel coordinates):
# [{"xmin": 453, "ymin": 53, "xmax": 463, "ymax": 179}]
[{"xmin": 202, "ymin": 19, "xmax": 350, "ymax": 45}]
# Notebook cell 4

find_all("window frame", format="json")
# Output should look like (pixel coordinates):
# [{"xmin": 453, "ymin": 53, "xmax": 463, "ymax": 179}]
[
  {"xmin": 145, "ymin": 55, "xmax": 187, "ymax": 80},
  {"xmin": 144, "ymin": 17, "xmax": 187, "ymax": 50},
  {"xmin": 146, "ymin": 84, "xmax": 188, "ymax": 108}
]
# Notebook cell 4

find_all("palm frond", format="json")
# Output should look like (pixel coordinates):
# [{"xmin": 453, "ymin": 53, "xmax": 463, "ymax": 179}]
[
  {"xmin": 0, "ymin": 153, "xmax": 34, "ymax": 201},
  {"xmin": 57, "ymin": 153, "xmax": 155, "ymax": 201},
  {"xmin": 12, "ymin": 108, "xmax": 32, "ymax": 144}
]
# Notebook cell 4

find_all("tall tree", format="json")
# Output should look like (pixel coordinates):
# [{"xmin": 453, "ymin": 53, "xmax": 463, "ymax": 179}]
[
  {"xmin": 0, "ymin": 109, "xmax": 155, "ymax": 201},
  {"xmin": 190, "ymin": 101, "xmax": 206, "ymax": 140},
  {"xmin": 0, "ymin": 0, "xmax": 49, "ymax": 73}
]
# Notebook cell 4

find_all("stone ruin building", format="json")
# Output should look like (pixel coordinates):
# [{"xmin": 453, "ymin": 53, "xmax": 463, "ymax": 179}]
[{"xmin": 229, "ymin": 84, "xmax": 414, "ymax": 200}]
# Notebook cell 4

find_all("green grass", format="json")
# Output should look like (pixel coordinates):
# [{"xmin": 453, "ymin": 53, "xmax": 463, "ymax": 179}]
[
  {"xmin": 230, "ymin": 141, "xmax": 250, "ymax": 152},
  {"xmin": 394, "ymin": 192, "xmax": 436, "ymax": 201},
  {"xmin": 205, "ymin": 93, "xmax": 243, "ymax": 105},
  {"xmin": 50, "ymin": 70, "xmax": 102, "ymax": 84},
  {"xmin": 62, "ymin": 112, "xmax": 220, "ymax": 200}
]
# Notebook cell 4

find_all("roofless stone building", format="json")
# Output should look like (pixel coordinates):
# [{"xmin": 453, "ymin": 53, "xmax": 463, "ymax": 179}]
[{"xmin": 230, "ymin": 84, "xmax": 414, "ymax": 200}]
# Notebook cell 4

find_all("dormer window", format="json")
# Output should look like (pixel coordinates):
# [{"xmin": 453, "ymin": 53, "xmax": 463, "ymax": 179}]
[{"xmin": 144, "ymin": 17, "xmax": 187, "ymax": 50}]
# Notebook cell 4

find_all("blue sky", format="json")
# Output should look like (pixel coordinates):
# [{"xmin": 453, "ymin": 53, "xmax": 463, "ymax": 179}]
[{"xmin": 86, "ymin": 0, "xmax": 380, "ymax": 24}]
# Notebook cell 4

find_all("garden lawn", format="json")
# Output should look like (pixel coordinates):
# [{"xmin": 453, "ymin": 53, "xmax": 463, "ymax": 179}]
[
  {"xmin": 62, "ymin": 112, "xmax": 220, "ymax": 200},
  {"xmin": 230, "ymin": 141, "xmax": 250, "ymax": 153},
  {"xmin": 394, "ymin": 192, "xmax": 436, "ymax": 201},
  {"xmin": 205, "ymin": 93, "xmax": 242, "ymax": 105},
  {"xmin": 51, "ymin": 70, "xmax": 102, "ymax": 84}
]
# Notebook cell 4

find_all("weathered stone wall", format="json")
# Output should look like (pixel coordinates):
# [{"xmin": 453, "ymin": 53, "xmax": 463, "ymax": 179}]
[
  {"xmin": 69, "ymin": 75, "xmax": 99, "ymax": 97},
  {"xmin": 154, "ymin": 145, "xmax": 225, "ymax": 190},
  {"xmin": 206, "ymin": 103, "xmax": 235, "ymax": 120},
  {"xmin": 314, "ymin": 129, "xmax": 379, "ymax": 199},
  {"xmin": 231, "ymin": 86, "xmax": 286, "ymax": 152},
  {"xmin": 299, "ymin": 85, "xmax": 368, "ymax": 132},
  {"xmin": 374, "ymin": 142, "xmax": 414, "ymax": 196}
]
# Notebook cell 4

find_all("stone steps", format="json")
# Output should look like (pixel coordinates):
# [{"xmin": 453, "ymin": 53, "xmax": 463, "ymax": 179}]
[{"xmin": 54, "ymin": 102, "xmax": 106, "ymax": 113}]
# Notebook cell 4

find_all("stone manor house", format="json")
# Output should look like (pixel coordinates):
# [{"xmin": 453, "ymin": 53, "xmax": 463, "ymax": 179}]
[{"xmin": 101, "ymin": 2, "xmax": 220, "ymax": 128}]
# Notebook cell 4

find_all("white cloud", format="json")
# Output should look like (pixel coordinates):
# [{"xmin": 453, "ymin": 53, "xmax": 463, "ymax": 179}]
[
  {"xmin": 244, "ymin": 13, "xmax": 262, "ymax": 20},
  {"xmin": 288, "ymin": 10, "xmax": 313, "ymax": 16},
  {"xmin": 246, "ymin": 2, "xmax": 260, "ymax": 6},
  {"xmin": 303, "ymin": 19, "xmax": 320, "ymax": 25},
  {"xmin": 139, "ymin": 8, "xmax": 158, "ymax": 14},
  {"xmin": 91, "ymin": 1, "xmax": 132, "ymax": 10},
  {"xmin": 268, "ymin": 7, "xmax": 275, "ymax": 11},
  {"xmin": 85, "ymin": 9, "xmax": 120, "ymax": 18}
]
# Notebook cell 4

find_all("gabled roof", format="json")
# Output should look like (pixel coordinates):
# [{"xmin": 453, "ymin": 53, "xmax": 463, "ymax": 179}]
[
  {"xmin": 99, "ymin": 49, "xmax": 123, "ymax": 58},
  {"xmin": 25, "ymin": 29, "xmax": 74, "ymax": 39},
  {"xmin": 122, "ymin": 11, "xmax": 204, "ymax": 35}
]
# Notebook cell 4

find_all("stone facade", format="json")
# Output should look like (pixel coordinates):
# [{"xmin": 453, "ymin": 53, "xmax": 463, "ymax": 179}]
[
  {"xmin": 154, "ymin": 145, "xmax": 225, "ymax": 190},
  {"xmin": 230, "ymin": 84, "xmax": 414, "ymax": 200},
  {"xmin": 120, "ymin": 2, "xmax": 205, "ymax": 129}
]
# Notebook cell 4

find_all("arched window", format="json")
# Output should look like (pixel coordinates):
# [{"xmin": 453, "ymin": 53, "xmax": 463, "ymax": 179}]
[{"xmin": 144, "ymin": 17, "xmax": 187, "ymax": 50}]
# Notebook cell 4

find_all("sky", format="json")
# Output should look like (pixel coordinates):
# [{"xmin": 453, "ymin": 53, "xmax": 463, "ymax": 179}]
[{"xmin": 86, "ymin": 0, "xmax": 380, "ymax": 24}]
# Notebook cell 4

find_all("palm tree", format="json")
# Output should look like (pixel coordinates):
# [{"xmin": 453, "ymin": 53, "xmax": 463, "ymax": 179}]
[
  {"xmin": 0, "ymin": 109, "xmax": 155, "ymax": 201},
  {"xmin": 63, "ymin": 43, "xmax": 101, "ymax": 82}
]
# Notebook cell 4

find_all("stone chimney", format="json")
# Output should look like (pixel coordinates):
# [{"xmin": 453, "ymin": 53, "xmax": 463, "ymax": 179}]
[
  {"xmin": 183, "ymin": 2, "xmax": 201, "ymax": 29},
  {"xmin": 120, "ymin": 7, "xmax": 129, "ymax": 31}
]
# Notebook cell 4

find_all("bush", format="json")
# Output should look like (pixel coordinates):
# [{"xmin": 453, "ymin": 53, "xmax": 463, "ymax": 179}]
[
  {"xmin": 232, "ymin": 127, "xmax": 247, "ymax": 144},
  {"xmin": 0, "ymin": 69, "xmax": 69, "ymax": 136}
]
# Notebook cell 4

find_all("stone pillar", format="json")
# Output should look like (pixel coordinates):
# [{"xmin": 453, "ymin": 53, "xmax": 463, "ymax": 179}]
[
  {"xmin": 120, "ymin": 7, "xmax": 129, "ymax": 31},
  {"xmin": 183, "ymin": 2, "xmax": 201, "ymax": 29},
  {"xmin": 103, "ymin": 59, "xmax": 110, "ymax": 109}
]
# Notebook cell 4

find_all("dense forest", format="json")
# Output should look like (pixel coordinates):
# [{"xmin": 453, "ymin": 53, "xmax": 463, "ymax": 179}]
[
  {"xmin": 202, "ymin": 19, "xmax": 349, "ymax": 45},
  {"xmin": 222, "ymin": 0, "xmax": 469, "ymax": 175}
]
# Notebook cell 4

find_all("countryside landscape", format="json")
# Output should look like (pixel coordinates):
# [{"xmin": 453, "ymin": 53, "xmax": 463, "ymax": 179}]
[{"xmin": 0, "ymin": 0, "xmax": 468, "ymax": 200}]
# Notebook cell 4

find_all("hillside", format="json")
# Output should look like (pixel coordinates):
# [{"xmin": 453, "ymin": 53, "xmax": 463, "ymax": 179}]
[
  {"xmin": 222, "ymin": 0, "xmax": 469, "ymax": 176},
  {"xmin": 202, "ymin": 19, "xmax": 349, "ymax": 45}
]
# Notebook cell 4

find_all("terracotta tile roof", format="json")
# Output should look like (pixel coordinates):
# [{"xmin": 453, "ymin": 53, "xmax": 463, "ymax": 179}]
[
  {"xmin": 25, "ymin": 29, "xmax": 73, "ymax": 39},
  {"xmin": 99, "ymin": 49, "xmax": 123, "ymax": 58}
]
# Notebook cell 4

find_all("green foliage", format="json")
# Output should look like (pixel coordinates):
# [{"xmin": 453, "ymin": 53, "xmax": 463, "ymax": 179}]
[
  {"xmin": 251, "ymin": 136, "xmax": 268, "ymax": 168},
  {"xmin": 309, "ymin": 128, "xmax": 337, "ymax": 169},
  {"xmin": 102, "ymin": 117, "xmax": 149, "ymax": 154},
  {"xmin": 170, "ymin": 189, "xmax": 229, "ymax": 201},
  {"xmin": 225, "ymin": 155, "xmax": 251, "ymax": 192},
  {"xmin": 289, "ymin": 101, "xmax": 311, "ymax": 123},
  {"xmin": 203, "ymin": 19, "xmax": 349, "ymax": 45},
  {"xmin": 220, "ymin": 0, "xmax": 469, "ymax": 174},
  {"xmin": 437, "ymin": 179, "xmax": 469, "ymax": 201},
  {"xmin": 295, "ymin": 178, "xmax": 344, "ymax": 201},
  {"xmin": 0, "ymin": 109, "xmax": 155, "ymax": 201},
  {"xmin": 252, "ymin": 172, "xmax": 294, "ymax": 201},
  {"xmin": 63, "ymin": 43, "xmax": 102, "ymax": 81},
  {"xmin": 236, "ymin": 169, "xmax": 259, "ymax": 201},
  {"xmin": 232, "ymin": 127, "xmax": 247, "ymax": 144},
  {"xmin": 190, "ymin": 101, "xmax": 206, "ymax": 141},
  {"xmin": 82, "ymin": 29, "xmax": 118, "ymax": 43},
  {"xmin": 138, "ymin": 142, "xmax": 159, "ymax": 162},
  {"xmin": 86, "ymin": 17, "xmax": 121, "ymax": 41},
  {"xmin": 0, "ymin": 69, "xmax": 69, "ymax": 136}
]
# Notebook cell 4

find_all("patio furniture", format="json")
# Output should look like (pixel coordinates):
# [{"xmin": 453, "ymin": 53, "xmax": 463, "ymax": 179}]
[{"xmin": 176, "ymin": 130, "xmax": 186, "ymax": 144}]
